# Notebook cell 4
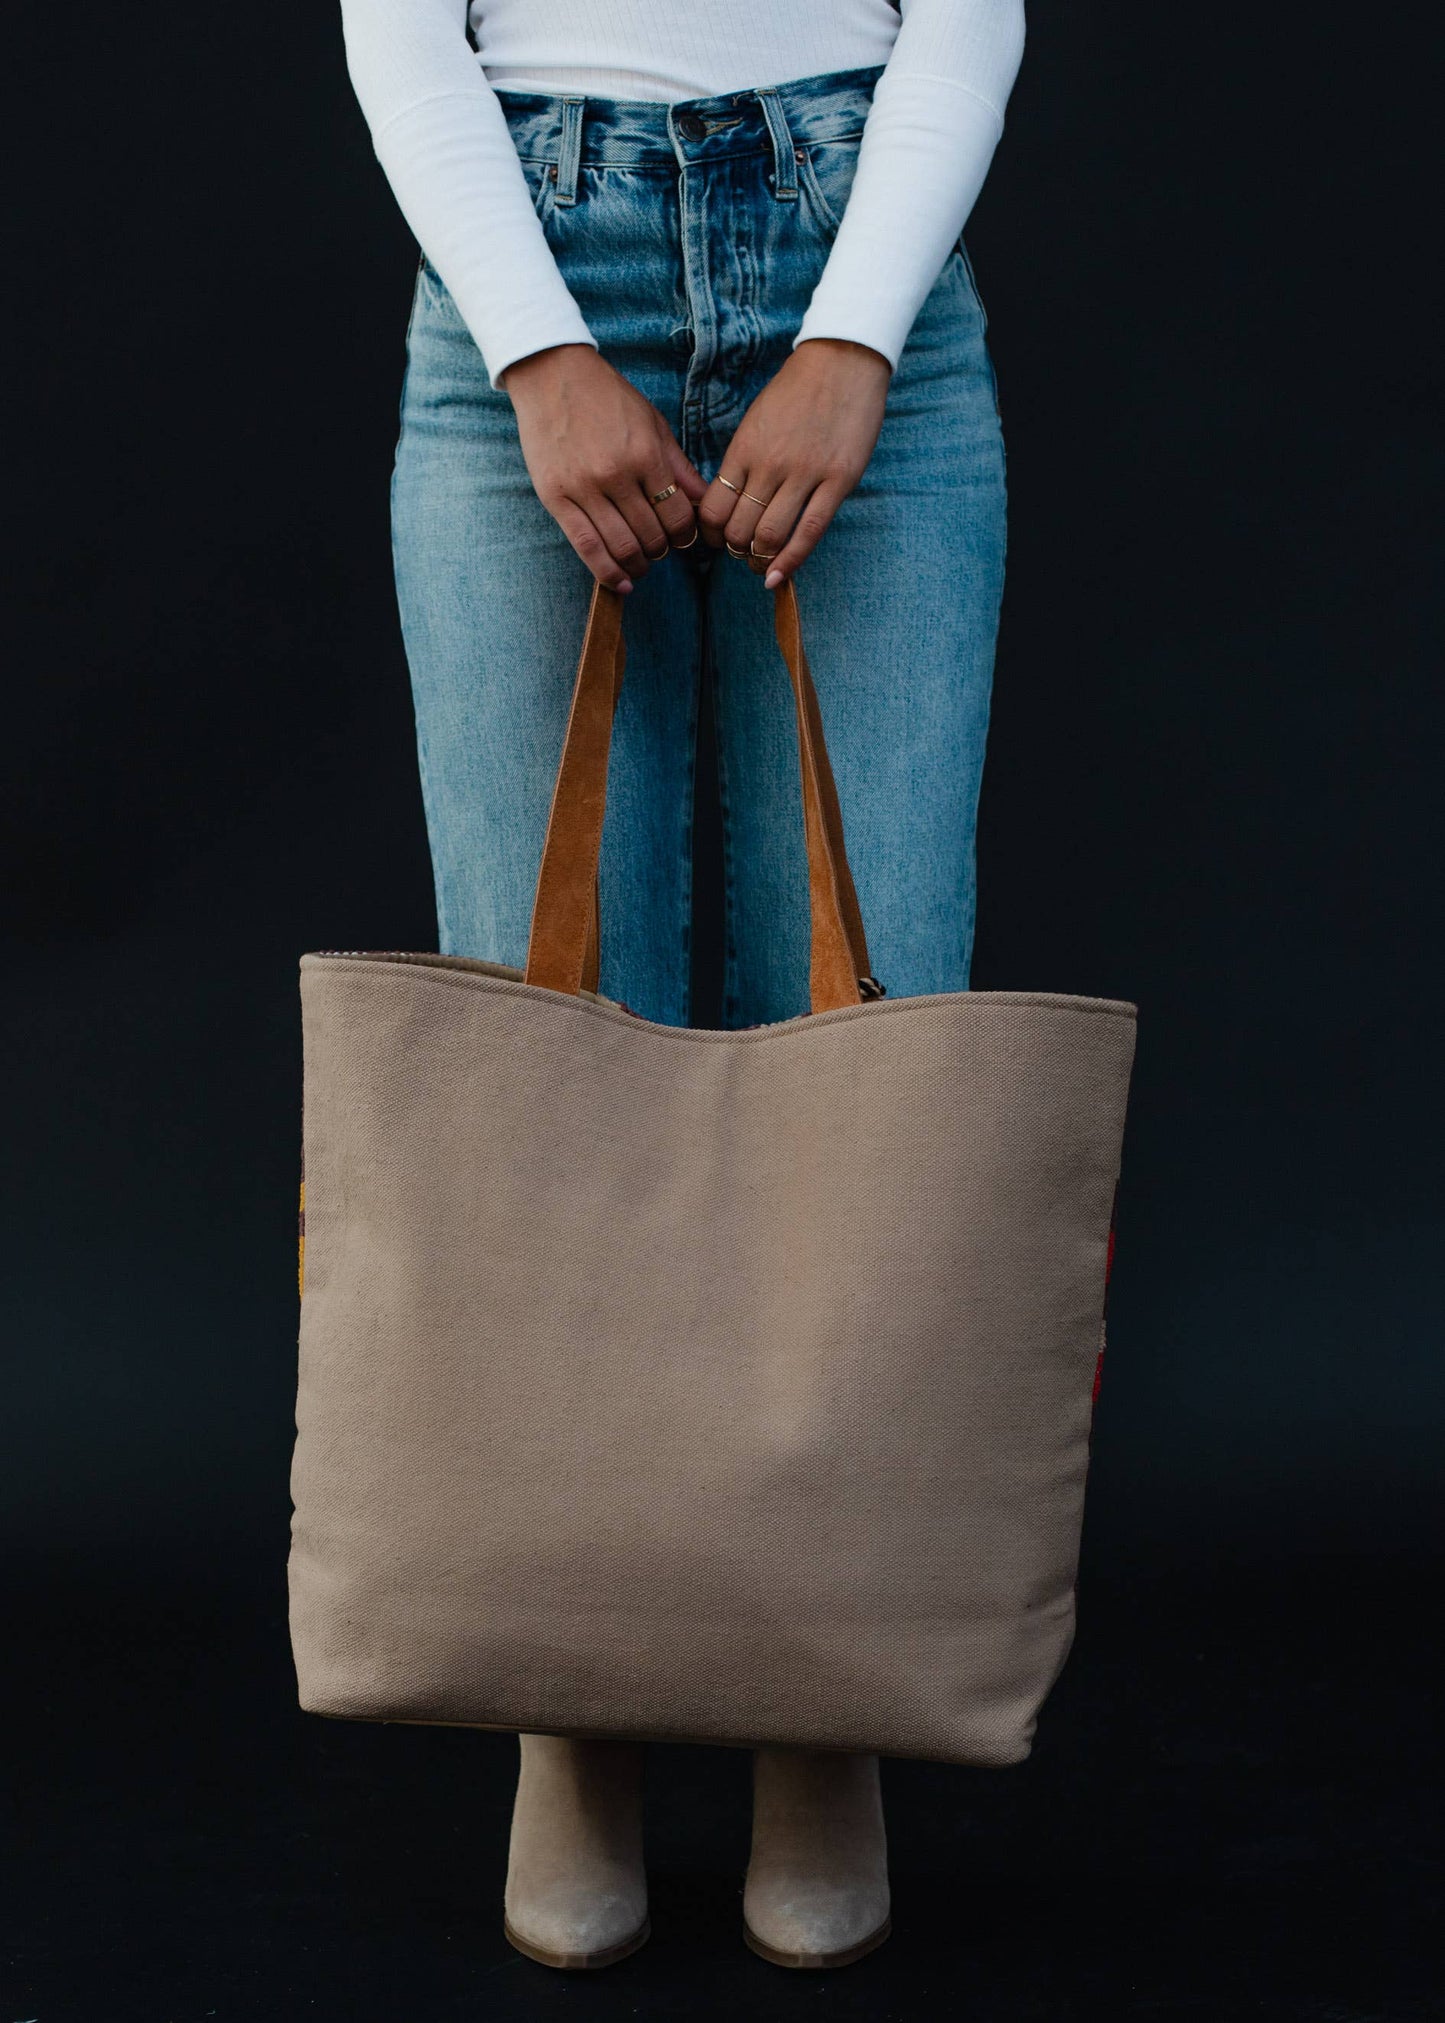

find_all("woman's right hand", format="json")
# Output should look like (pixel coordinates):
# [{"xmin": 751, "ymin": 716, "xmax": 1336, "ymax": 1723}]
[{"xmin": 502, "ymin": 345, "xmax": 705, "ymax": 592}]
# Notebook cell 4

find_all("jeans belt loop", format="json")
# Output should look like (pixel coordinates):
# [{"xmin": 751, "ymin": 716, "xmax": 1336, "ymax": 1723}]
[
  {"xmin": 554, "ymin": 96, "xmax": 585, "ymax": 207},
  {"xmin": 755, "ymin": 87, "xmax": 799, "ymax": 201}
]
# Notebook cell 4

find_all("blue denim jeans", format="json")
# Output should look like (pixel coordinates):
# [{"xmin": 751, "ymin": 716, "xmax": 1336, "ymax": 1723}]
[{"xmin": 391, "ymin": 65, "xmax": 1006, "ymax": 1028}]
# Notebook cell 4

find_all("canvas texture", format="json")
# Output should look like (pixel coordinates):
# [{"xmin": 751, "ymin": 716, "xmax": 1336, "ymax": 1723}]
[{"xmin": 287, "ymin": 586, "xmax": 1137, "ymax": 1765}]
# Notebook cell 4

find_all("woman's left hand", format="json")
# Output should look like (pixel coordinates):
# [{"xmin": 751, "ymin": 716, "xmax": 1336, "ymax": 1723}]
[{"xmin": 698, "ymin": 339, "xmax": 892, "ymax": 588}]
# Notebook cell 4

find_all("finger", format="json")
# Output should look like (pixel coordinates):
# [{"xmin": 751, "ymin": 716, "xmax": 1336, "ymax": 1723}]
[
  {"xmin": 589, "ymin": 493, "xmax": 655, "ymax": 579},
  {"xmin": 552, "ymin": 498, "xmax": 636, "ymax": 592},
  {"xmin": 698, "ymin": 470, "xmax": 749, "ymax": 549},
  {"xmin": 747, "ymin": 478, "xmax": 811, "ymax": 570},
  {"xmin": 664, "ymin": 437, "xmax": 708, "ymax": 505},
  {"xmin": 553, "ymin": 503, "xmax": 638, "ymax": 592},
  {"xmin": 721, "ymin": 479, "xmax": 777, "ymax": 560},
  {"xmin": 761, "ymin": 481, "xmax": 847, "ymax": 588},
  {"xmin": 605, "ymin": 482, "xmax": 672, "ymax": 567},
  {"xmin": 645, "ymin": 476, "xmax": 700, "ymax": 549}
]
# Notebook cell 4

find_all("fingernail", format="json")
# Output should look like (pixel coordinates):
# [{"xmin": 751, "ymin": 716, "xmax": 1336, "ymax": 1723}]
[
  {"xmin": 764, "ymin": 569, "xmax": 784, "ymax": 590},
  {"xmin": 617, "ymin": 579, "xmax": 634, "ymax": 593}
]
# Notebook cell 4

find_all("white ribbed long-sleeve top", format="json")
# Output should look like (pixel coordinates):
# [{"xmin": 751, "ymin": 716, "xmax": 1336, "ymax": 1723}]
[{"xmin": 340, "ymin": 1, "xmax": 1025, "ymax": 386}]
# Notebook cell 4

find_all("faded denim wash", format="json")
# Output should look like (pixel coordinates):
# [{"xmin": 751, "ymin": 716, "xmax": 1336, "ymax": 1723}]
[{"xmin": 390, "ymin": 64, "xmax": 1006, "ymax": 1028}]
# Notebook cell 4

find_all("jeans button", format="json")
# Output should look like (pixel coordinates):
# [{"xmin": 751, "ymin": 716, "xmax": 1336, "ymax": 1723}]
[{"xmin": 675, "ymin": 112, "xmax": 705, "ymax": 143}]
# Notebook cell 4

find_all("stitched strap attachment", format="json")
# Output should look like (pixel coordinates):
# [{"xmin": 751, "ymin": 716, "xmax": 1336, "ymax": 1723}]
[{"xmin": 524, "ymin": 581, "xmax": 873, "ymax": 1015}]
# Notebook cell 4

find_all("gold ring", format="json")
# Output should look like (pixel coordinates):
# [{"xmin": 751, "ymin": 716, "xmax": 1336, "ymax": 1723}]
[
  {"xmin": 743, "ymin": 491, "xmax": 769, "ymax": 508},
  {"xmin": 643, "ymin": 540, "xmax": 669, "ymax": 561},
  {"xmin": 673, "ymin": 527, "xmax": 699, "ymax": 549},
  {"xmin": 725, "ymin": 541, "xmax": 749, "ymax": 560},
  {"xmin": 749, "ymin": 541, "xmax": 777, "ymax": 560},
  {"xmin": 717, "ymin": 476, "xmax": 742, "ymax": 494},
  {"xmin": 649, "ymin": 483, "xmax": 678, "ymax": 505}
]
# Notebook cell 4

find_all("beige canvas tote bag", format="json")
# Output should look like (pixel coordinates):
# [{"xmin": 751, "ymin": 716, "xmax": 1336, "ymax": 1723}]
[{"xmin": 289, "ymin": 582, "xmax": 1137, "ymax": 1766}]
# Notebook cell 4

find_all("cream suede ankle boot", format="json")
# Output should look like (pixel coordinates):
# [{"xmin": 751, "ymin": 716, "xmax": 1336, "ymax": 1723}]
[
  {"xmin": 503, "ymin": 1734, "xmax": 649, "ymax": 1969},
  {"xmin": 743, "ymin": 1748, "xmax": 891, "ymax": 1968}
]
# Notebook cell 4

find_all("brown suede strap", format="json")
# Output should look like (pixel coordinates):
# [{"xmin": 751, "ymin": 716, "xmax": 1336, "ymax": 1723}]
[
  {"xmin": 526, "ymin": 580, "xmax": 873, "ymax": 1014},
  {"xmin": 771, "ymin": 578, "xmax": 873, "ymax": 997},
  {"xmin": 579, "ymin": 617, "xmax": 625, "ymax": 996}
]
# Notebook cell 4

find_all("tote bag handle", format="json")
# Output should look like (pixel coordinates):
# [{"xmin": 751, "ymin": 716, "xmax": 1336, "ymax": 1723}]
[{"xmin": 525, "ymin": 580, "xmax": 877, "ymax": 1015}]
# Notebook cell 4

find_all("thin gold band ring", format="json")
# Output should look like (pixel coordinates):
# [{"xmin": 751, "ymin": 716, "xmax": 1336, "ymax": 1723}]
[
  {"xmin": 717, "ymin": 476, "xmax": 742, "ymax": 494},
  {"xmin": 725, "ymin": 541, "xmax": 749, "ymax": 560},
  {"xmin": 743, "ymin": 491, "xmax": 769, "ymax": 508}
]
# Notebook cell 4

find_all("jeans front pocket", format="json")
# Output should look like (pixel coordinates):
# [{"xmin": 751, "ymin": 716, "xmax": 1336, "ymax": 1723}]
[
  {"xmin": 952, "ymin": 234, "xmax": 989, "ymax": 333},
  {"xmin": 794, "ymin": 136, "xmax": 864, "ymax": 244},
  {"xmin": 416, "ymin": 249, "xmax": 464, "ymax": 328},
  {"xmin": 524, "ymin": 157, "xmax": 559, "ymax": 230}
]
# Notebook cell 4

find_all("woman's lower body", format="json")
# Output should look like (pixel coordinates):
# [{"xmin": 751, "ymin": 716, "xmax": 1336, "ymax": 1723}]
[{"xmin": 390, "ymin": 65, "xmax": 1006, "ymax": 1968}]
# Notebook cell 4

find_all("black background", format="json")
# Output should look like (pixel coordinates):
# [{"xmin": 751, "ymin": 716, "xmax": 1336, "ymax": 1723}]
[{"xmin": 3, "ymin": 3, "xmax": 1441, "ymax": 2018}]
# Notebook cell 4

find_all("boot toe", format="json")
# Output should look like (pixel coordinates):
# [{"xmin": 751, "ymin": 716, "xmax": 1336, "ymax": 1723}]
[
  {"xmin": 504, "ymin": 1881, "xmax": 650, "ymax": 1969},
  {"xmin": 743, "ymin": 1876, "xmax": 891, "ymax": 1969}
]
